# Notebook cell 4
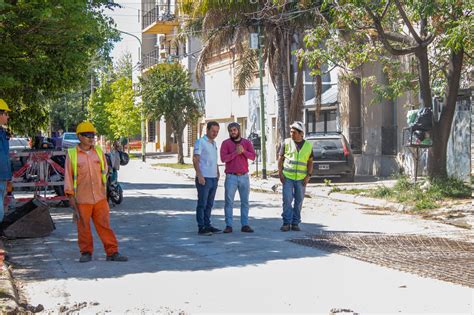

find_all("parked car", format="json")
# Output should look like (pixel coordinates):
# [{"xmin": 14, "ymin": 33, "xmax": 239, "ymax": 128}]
[
  {"xmin": 61, "ymin": 132, "xmax": 80, "ymax": 149},
  {"xmin": 9, "ymin": 137, "xmax": 30, "ymax": 171},
  {"xmin": 306, "ymin": 132, "xmax": 355, "ymax": 181}
]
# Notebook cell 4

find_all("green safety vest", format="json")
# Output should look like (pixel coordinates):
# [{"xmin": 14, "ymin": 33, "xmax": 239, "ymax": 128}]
[
  {"xmin": 67, "ymin": 145, "xmax": 107, "ymax": 195},
  {"xmin": 282, "ymin": 138, "xmax": 312, "ymax": 180}
]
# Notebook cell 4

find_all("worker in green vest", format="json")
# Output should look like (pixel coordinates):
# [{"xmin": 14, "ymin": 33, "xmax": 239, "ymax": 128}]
[{"xmin": 278, "ymin": 121, "xmax": 314, "ymax": 232}]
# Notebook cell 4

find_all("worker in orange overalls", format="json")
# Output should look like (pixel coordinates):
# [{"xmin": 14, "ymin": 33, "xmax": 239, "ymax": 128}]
[{"xmin": 64, "ymin": 121, "xmax": 127, "ymax": 263}]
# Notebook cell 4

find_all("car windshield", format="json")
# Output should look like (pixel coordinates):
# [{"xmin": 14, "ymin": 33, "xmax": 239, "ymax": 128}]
[
  {"xmin": 64, "ymin": 133, "xmax": 78, "ymax": 140},
  {"xmin": 9, "ymin": 139, "xmax": 28, "ymax": 147},
  {"xmin": 311, "ymin": 139, "xmax": 342, "ymax": 150}
]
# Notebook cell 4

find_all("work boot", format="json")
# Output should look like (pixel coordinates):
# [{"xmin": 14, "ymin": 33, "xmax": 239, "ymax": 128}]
[
  {"xmin": 198, "ymin": 227, "xmax": 212, "ymax": 236},
  {"xmin": 223, "ymin": 226, "xmax": 233, "ymax": 233},
  {"xmin": 106, "ymin": 252, "xmax": 128, "ymax": 262},
  {"xmin": 241, "ymin": 225, "xmax": 254, "ymax": 233},
  {"xmin": 79, "ymin": 252, "xmax": 92, "ymax": 263},
  {"xmin": 207, "ymin": 226, "xmax": 222, "ymax": 233},
  {"xmin": 280, "ymin": 224, "xmax": 290, "ymax": 232},
  {"xmin": 291, "ymin": 224, "xmax": 301, "ymax": 231}
]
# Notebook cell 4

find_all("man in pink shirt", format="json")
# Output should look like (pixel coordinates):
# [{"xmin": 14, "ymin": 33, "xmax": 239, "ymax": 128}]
[{"xmin": 220, "ymin": 122, "xmax": 256, "ymax": 233}]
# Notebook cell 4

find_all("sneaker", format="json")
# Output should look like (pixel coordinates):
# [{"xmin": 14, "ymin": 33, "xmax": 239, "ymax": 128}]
[
  {"xmin": 79, "ymin": 252, "xmax": 92, "ymax": 263},
  {"xmin": 223, "ymin": 226, "xmax": 233, "ymax": 233},
  {"xmin": 198, "ymin": 227, "xmax": 212, "ymax": 236},
  {"xmin": 291, "ymin": 224, "xmax": 301, "ymax": 231},
  {"xmin": 106, "ymin": 252, "xmax": 128, "ymax": 262},
  {"xmin": 280, "ymin": 224, "xmax": 290, "ymax": 232},
  {"xmin": 241, "ymin": 225, "xmax": 254, "ymax": 233},
  {"xmin": 207, "ymin": 226, "xmax": 222, "ymax": 233}
]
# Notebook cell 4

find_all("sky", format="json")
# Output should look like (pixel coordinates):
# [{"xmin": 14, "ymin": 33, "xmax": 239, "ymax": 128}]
[{"xmin": 104, "ymin": 1, "xmax": 142, "ymax": 75}]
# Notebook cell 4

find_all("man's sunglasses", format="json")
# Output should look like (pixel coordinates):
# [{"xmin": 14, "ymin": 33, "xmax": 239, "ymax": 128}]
[{"xmin": 80, "ymin": 132, "xmax": 95, "ymax": 139}]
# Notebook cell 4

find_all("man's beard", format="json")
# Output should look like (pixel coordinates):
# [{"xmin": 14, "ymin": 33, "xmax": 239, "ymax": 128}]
[{"xmin": 230, "ymin": 131, "xmax": 240, "ymax": 140}]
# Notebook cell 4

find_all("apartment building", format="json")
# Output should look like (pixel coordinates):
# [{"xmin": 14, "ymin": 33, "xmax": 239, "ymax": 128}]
[{"xmin": 141, "ymin": 0, "xmax": 203, "ymax": 156}]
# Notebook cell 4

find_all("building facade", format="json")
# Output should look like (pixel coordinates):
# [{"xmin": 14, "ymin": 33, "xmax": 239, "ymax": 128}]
[{"xmin": 141, "ymin": 0, "xmax": 203, "ymax": 156}]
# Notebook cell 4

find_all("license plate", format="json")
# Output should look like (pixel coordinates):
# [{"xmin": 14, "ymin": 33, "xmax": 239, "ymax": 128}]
[{"xmin": 319, "ymin": 164, "xmax": 329, "ymax": 170}]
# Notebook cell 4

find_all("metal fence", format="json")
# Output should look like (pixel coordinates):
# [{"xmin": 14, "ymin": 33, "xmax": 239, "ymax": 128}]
[{"xmin": 142, "ymin": 4, "xmax": 176, "ymax": 30}]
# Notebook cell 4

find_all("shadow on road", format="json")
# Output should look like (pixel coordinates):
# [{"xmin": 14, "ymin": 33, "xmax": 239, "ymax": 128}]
[{"xmin": 6, "ymin": 192, "xmax": 330, "ymax": 281}]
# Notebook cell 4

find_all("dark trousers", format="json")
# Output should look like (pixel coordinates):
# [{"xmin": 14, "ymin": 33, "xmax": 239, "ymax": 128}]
[{"xmin": 195, "ymin": 177, "xmax": 218, "ymax": 229}]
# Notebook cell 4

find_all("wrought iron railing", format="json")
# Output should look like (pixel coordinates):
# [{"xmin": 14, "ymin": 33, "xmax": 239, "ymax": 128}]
[
  {"xmin": 142, "ymin": 49, "xmax": 178, "ymax": 70},
  {"xmin": 142, "ymin": 4, "xmax": 177, "ymax": 30}
]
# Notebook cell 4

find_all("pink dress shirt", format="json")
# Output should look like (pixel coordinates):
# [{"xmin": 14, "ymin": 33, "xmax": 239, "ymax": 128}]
[{"xmin": 220, "ymin": 138, "xmax": 256, "ymax": 174}]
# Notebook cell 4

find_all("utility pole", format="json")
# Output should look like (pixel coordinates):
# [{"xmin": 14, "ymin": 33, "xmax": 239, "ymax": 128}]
[
  {"xmin": 117, "ymin": 29, "xmax": 146, "ymax": 162},
  {"xmin": 257, "ymin": 19, "xmax": 267, "ymax": 179}
]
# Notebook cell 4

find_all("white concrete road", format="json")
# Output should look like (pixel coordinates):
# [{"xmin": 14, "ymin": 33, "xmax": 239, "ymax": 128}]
[{"xmin": 6, "ymin": 160, "xmax": 473, "ymax": 314}]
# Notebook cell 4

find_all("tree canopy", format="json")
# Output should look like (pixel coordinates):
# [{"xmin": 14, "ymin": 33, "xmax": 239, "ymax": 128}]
[
  {"xmin": 88, "ymin": 53, "xmax": 139, "ymax": 141},
  {"xmin": 0, "ymin": 0, "xmax": 119, "ymax": 135},
  {"xmin": 140, "ymin": 63, "xmax": 200, "ymax": 164},
  {"xmin": 301, "ymin": 0, "xmax": 472, "ymax": 177}
]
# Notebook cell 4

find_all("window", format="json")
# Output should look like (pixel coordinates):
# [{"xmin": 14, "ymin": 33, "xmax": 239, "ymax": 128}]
[
  {"xmin": 64, "ymin": 133, "xmax": 78, "ymax": 140},
  {"xmin": 148, "ymin": 120, "xmax": 156, "ymax": 142},
  {"xmin": 306, "ymin": 109, "xmax": 337, "ymax": 133}
]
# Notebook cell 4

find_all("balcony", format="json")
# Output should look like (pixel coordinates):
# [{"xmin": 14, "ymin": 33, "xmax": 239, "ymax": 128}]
[
  {"xmin": 142, "ymin": 48, "xmax": 178, "ymax": 71},
  {"xmin": 142, "ymin": 4, "xmax": 179, "ymax": 35}
]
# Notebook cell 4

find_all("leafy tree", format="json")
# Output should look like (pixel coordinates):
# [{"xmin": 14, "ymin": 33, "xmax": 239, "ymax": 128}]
[
  {"xmin": 140, "ymin": 63, "xmax": 200, "ymax": 164},
  {"xmin": 50, "ymin": 94, "xmax": 88, "ymax": 132},
  {"xmin": 107, "ymin": 77, "xmax": 140, "ymax": 141},
  {"xmin": 88, "ymin": 53, "xmax": 139, "ymax": 141},
  {"xmin": 181, "ymin": 0, "xmax": 320, "ymax": 140},
  {"xmin": 301, "ymin": 0, "xmax": 472, "ymax": 177},
  {"xmin": 88, "ymin": 73, "xmax": 114, "ymax": 138},
  {"xmin": 0, "ymin": 0, "xmax": 119, "ymax": 135}
]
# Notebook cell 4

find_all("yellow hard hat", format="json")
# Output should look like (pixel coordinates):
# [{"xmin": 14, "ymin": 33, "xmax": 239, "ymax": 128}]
[
  {"xmin": 0, "ymin": 99, "xmax": 11, "ymax": 112},
  {"xmin": 76, "ymin": 121, "xmax": 97, "ymax": 134}
]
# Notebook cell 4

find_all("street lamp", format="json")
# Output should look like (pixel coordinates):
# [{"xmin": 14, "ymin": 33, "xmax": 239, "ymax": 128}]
[{"xmin": 116, "ymin": 29, "xmax": 147, "ymax": 163}]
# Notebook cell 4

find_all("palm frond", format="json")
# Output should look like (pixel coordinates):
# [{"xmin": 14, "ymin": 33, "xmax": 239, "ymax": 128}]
[{"xmin": 234, "ymin": 47, "xmax": 258, "ymax": 95}]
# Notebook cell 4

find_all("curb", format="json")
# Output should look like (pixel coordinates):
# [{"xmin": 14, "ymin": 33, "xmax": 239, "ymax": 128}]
[
  {"xmin": 0, "ymin": 239, "xmax": 20, "ymax": 313},
  {"xmin": 327, "ymin": 192, "xmax": 408, "ymax": 211},
  {"xmin": 151, "ymin": 164, "xmax": 407, "ymax": 212}
]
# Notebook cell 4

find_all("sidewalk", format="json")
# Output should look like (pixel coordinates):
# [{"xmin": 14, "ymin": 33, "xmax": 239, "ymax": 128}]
[
  {"xmin": 145, "ymin": 154, "xmax": 401, "ymax": 209},
  {"xmin": 0, "ymin": 238, "xmax": 19, "ymax": 313},
  {"xmin": 145, "ymin": 153, "xmax": 472, "ymax": 229}
]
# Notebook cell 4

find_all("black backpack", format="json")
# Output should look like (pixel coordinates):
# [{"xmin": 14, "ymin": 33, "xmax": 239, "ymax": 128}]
[{"xmin": 412, "ymin": 107, "xmax": 433, "ymax": 131}]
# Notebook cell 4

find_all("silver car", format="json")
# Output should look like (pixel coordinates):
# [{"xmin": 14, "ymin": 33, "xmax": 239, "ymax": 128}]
[{"xmin": 61, "ymin": 132, "xmax": 80, "ymax": 149}]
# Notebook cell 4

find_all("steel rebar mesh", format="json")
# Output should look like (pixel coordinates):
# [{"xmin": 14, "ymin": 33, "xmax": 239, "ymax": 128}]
[{"xmin": 291, "ymin": 233, "xmax": 474, "ymax": 288}]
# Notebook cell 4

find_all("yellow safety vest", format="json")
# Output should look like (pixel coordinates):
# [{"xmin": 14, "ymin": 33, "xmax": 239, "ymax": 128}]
[
  {"xmin": 282, "ymin": 138, "xmax": 312, "ymax": 180},
  {"xmin": 67, "ymin": 145, "xmax": 107, "ymax": 195}
]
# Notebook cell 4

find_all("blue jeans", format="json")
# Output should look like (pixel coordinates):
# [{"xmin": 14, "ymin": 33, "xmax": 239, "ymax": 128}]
[
  {"xmin": 195, "ymin": 177, "xmax": 218, "ymax": 229},
  {"xmin": 224, "ymin": 174, "xmax": 250, "ymax": 227},
  {"xmin": 0, "ymin": 181, "xmax": 6, "ymax": 223},
  {"xmin": 282, "ymin": 178, "xmax": 305, "ymax": 225}
]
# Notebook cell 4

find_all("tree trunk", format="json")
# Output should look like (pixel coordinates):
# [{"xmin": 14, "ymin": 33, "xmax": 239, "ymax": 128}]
[
  {"xmin": 280, "ymin": 33, "xmax": 291, "ymax": 135},
  {"xmin": 427, "ymin": 49, "xmax": 464, "ymax": 177},
  {"xmin": 271, "ymin": 32, "xmax": 287, "ymax": 141},
  {"xmin": 275, "ymin": 71, "xmax": 286, "ymax": 141},
  {"xmin": 415, "ymin": 48, "xmax": 433, "ymax": 109},
  {"xmin": 289, "ymin": 62, "xmax": 304, "ymax": 123},
  {"xmin": 176, "ymin": 129, "xmax": 185, "ymax": 164},
  {"xmin": 289, "ymin": 32, "xmax": 305, "ymax": 124}
]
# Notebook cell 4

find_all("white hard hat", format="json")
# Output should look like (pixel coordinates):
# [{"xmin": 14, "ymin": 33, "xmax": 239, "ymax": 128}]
[{"xmin": 290, "ymin": 121, "xmax": 305, "ymax": 133}]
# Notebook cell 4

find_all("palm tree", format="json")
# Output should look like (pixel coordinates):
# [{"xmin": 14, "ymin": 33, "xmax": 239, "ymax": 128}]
[{"xmin": 180, "ymin": 0, "xmax": 321, "ymax": 141}]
